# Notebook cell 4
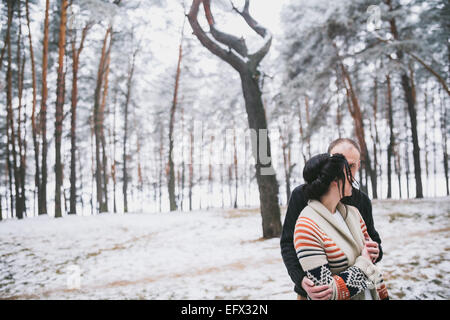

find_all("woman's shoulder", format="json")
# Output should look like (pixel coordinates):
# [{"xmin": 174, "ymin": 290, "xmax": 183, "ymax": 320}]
[
  {"xmin": 295, "ymin": 203, "xmax": 321, "ymax": 225},
  {"xmin": 343, "ymin": 203, "xmax": 365, "ymax": 224}
]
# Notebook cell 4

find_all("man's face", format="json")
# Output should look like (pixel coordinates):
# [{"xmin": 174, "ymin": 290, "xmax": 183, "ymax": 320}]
[{"xmin": 330, "ymin": 143, "xmax": 361, "ymax": 180}]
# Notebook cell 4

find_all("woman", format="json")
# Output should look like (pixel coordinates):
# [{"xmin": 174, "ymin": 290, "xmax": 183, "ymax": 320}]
[{"xmin": 294, "ymin": 153, "xmax": 389, "ymax": 300}]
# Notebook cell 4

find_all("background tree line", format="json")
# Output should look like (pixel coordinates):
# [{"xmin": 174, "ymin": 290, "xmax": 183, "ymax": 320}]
[{"xmin": 0, "ymin": 0, "xmax": 448, "ymax": 239}]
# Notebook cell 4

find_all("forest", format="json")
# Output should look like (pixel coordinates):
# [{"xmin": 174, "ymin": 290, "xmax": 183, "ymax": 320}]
[
  {"xmin": 0, "ymin": 0, "xmax": 448, "ymax": 237},
  {"xmin": 0, "ymin": 0, "xmax": 449, "ymax": 301}
]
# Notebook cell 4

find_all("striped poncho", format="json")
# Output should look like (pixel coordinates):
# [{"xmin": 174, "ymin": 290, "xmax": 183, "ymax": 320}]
[{"xmin": 294, "ymin": 200, "xmax": 389, "ymax": 300}]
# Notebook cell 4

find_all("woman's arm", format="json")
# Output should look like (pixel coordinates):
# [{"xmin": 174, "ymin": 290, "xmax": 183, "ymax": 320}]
[{"xmin": 294, "ymin": 216, "xmax": 379, "ymax": 300}]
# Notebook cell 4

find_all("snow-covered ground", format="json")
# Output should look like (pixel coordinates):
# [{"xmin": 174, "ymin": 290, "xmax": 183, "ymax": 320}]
[{"xmin": 0, "ymin": 196, "xmax": 449, "ymax": 300}]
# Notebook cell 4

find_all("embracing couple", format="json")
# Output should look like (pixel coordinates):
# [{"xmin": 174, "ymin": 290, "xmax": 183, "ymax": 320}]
[{"xmin": 280, "ymin": 138, "xmax": 389, "ymax": 300}]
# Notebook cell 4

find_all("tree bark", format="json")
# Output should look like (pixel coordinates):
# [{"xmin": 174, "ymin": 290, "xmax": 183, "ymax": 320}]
[
  {"xmin": 40, "ymin": 0, "xmax": 50, "ymax": 215},
  {"xmin": 233, "ymin": 127, "xmax": 238, "ymax": 209},
  {"xmin": 69, "ymin": 20, "xmax": 91, "ymax": 215},
  {"xmin": 123, "ymin": 48, "xmax": 137, "ymax": 213},
  {"xmin": 336, "ymin": 49, "xmax": 377, "ymax": 198},
  {"xmin": 16, "ymin": 1, "xmax": 27, "ymax": 218},
  {"xmin": 386, "ymin": 75, "xmax": 395, "ymax": 198},
  {"xmin": 111, "ymin": 84, "xmax": 118, "ymax": 213},
  {"xmin": 188, "ymin": 125, "xmax": 194, "ymax": 211},
  {"xmin": 297, "ymin": 101, "xmax": 307, "ymax": 164},
  {"xmin": 5, "ymin": 0, "xmax": 23, "ymax": 219},
  {"xmin": 386, "ymin": 0, "xmax": 423, "ymax": 198},
  {"xmin": 54, "ymin": 0, "xmax": 68, "ymax": 218},
  {"xmin": 94, "ymin": 27, "xmax": 112, "ymax": 213},
  {"xmin": 424, "ymin": 86, "xmax": 429, "ymax": 190},
  {"xmin": 280, "ymin": 123, "xmax": 295, "ymax": 204},
  {"xmin": 168, "ymin": 21, "xmax": 184, "ymax": 212},
  {"xmin": 394, "ymin": 147, "xmax": 402, "ymax": 198},
  {"xmin": 370, "ymin": 77, "xmax": 380, "ymax": 198},
  {"xmin": 180, "ymin": 106, "xmax": 185, "ymax": 211},
  {"xmin": 304, "ymin": 95, "xmax": 312, "ymax": 159},
  {"xmin": 240, "ymin": 71, "xmax": 282, "ymax": 238},
  {"xmin": 403, "ymin": 105, "xmax": 411, "ymax": 198},
  {"xmin": 100, "ymin": 38, "xmax": 112, "ymax": 212},
  {"xmin": 440, "ymin": 90, "xmax": 449, "ymax": 195},
  {"xmin": 26, "ymin": 0, "xmax": 40, "ymax": 216}
]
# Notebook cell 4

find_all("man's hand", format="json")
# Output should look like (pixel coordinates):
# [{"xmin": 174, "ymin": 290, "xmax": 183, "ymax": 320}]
[
  {"xmin": 301, "ymin": 277, "xmax": 332, "ymax": 300},
  {"xmin": 364, "ymin": 238, "xmax": 379, "ymax": 263}
]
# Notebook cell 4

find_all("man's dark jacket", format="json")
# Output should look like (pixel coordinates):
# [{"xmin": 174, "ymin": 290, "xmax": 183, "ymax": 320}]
[{"xmin": 280, "ymin": 184, "xmax": 383, "ymax": 297}]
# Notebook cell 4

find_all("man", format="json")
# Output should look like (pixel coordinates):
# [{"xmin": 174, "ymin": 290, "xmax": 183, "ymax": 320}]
[{"xmin": 280, "ymin": 138, "xmax": 383, "ymax": 300}]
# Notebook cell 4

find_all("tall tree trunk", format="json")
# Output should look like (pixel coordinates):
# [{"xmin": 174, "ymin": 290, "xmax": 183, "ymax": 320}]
[
  {"xmin": 220, "ymin": 135, "xmax": 225, "ymax": 209},
  {"xmin": 5, "ymin": 0, "xmax": 22, "ymax": 219},
  {"xmin": 3, "ymin": 1, "xmax": 14, "ymax": 219},
  {"xmin": 77, "ymin": 146, "xmax": 85, "ymax": 213},
  {"xmin": 188, "ymin": 126, "xmax": 194, "ymax": 211},
  {"xmin": 26, "ymin": 0, "xmax": 40, "ymax": 216},
  {"xmin": 123, "ymin": 49, "xmax": 137, "ymax": 213},
  {"xmin": 304, "ymin": 95, "xmax": 312, "ymax": 159},
  {"xmin": 432, "ymin": 90, "xmax": 437, "ymax": 196},
  {"xmin": 404, "ymin": 106, "xmax": 411, "ymax": 199},
  {"xmin": 386, "ymin": 0, "xmax": 423, "ymax": 198},
  {"xmin": 233, "ymin": 128, "xmax": 238, "ymax": 209},
  {"xmin": 180, "ymin": 105, "xmax": 185, "ymax": 211},
  {"xmin": 297, "ymin": 101, "xmax": 307, "ymax": 164},
  {"xmin": 440, "ymin": 90, "xmax": 449, "ymax": 195},
  {"xmin": 16, "ymin": 1, "xmax": 27, "ymax": 218},
  {"xmin": 6, "ymin": 147, "xmax": 14, "ymax": 218},
  {"xmin": 111, "ymin": 84, "xmax": 118, "ymax": 213},
  {"xmin": 93, "ymin": 27, "xmax": 112, "ymax": 213},
  {"xmin": 100, "ymin": 40, "xmax": 111, "ymax": 212},
  {"xmin": 240, "ymin": 71, "xmax": 282, "ymax": 237},
  {"xmin": 335, "ymin": 67, "xmax": 343, "ymax": 138},
  {"xmin": 228, "ymin": 164, "xmax": 233, "ymax": 208},
  {"xmin": 280, "ymin": 124, "xmax": 294, "ymax": 204},
  {"xmin": 54, "ymin": 0, "xmax": 68, "ymax": 218},
  {"xmin": 424, "ymin": 86, "xmax": 429, "ymax": 191},
  {"xmin": 386, "ymin": 75, "xmax": 395, "ymax": 198},
  {"xmin": 370, "ymin": 77, "xmax": 380, "ymax": 198},
  {"xmin": 403, "ymin": 65, "xmax": 423, "ymax": 198},
  {"xmin": 337, "ymin": 51, "xmax": 377, "ymax": 198},
  {"xmin": 70, "ymin": 46, "xmax": 79, "ymax": 216},
  {"xmin": 68, "ymin": 24, "xmax": 91, "ymax": 214},
  {"xmin": 0, "ymin": 0, "xmax": 15, "ymax": 72},
  {"xmin": 69, "ymin": 21, "xmax": 91, "ymax": 215},
  {"xmin": 159, "ymin": 124, "xmax": 165, "ymax": 212},
  {"xmin": 90, "ymin": 119, "xmax": 95, "ymax": 215},
  {"xmin": 40, "ymin": 0, "xmax": 50, "ymax": 215},
  {"xmin": 394, "ymin": 148, "xmax": 402, "ymax": 198},
  {"xmin": 168, "ymin": 20, "xmax": 185, "ymax": 212},
  {"xmin": 188, "ymin": 0, "xmax": 282, "ymax": 238}
]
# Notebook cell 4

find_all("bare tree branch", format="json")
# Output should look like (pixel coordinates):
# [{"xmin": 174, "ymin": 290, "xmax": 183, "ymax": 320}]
[
  {"xmin": 187, "ymin": 0, "xmax": 245, "ymax": 71},
  {"xmin": 231, "ymin": 0, "xmax": 266, "ymax": 37},
  {"xmin": 230, "ymin": 0, "xmax": 272, "ymax": 71},
  {"xmin": 200, "ymin": 0, "xmax": 248, "ymax": 57}
]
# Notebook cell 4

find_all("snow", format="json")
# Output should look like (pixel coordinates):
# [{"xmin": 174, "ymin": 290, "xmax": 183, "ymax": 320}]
[{"xmin": 0, "ymin": 196, "xmax": 449, "ymax": 300}]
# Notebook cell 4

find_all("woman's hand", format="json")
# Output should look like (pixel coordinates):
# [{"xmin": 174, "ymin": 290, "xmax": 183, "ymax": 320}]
[
  {"xmin": 301, "ymin": 277, "xmax": 332, "ymax": 300},
  {"xmin": 361, "ymin": 245, "xmax": 372, "ymax": 261},
  {"xmin": 362, "ymin": 238, "xmax": 379, "ymax": 263}
]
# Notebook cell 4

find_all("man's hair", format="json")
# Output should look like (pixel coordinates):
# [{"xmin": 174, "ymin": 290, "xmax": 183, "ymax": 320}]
[{"xmin": 327, "ymin": 138, "xmax": 361, "ymax": 154}]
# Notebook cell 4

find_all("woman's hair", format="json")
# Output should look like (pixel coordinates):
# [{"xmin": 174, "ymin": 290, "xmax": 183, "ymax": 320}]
[{"xmin": 301, "ymin": 153, "xmax": 355, "ymax": 201}]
